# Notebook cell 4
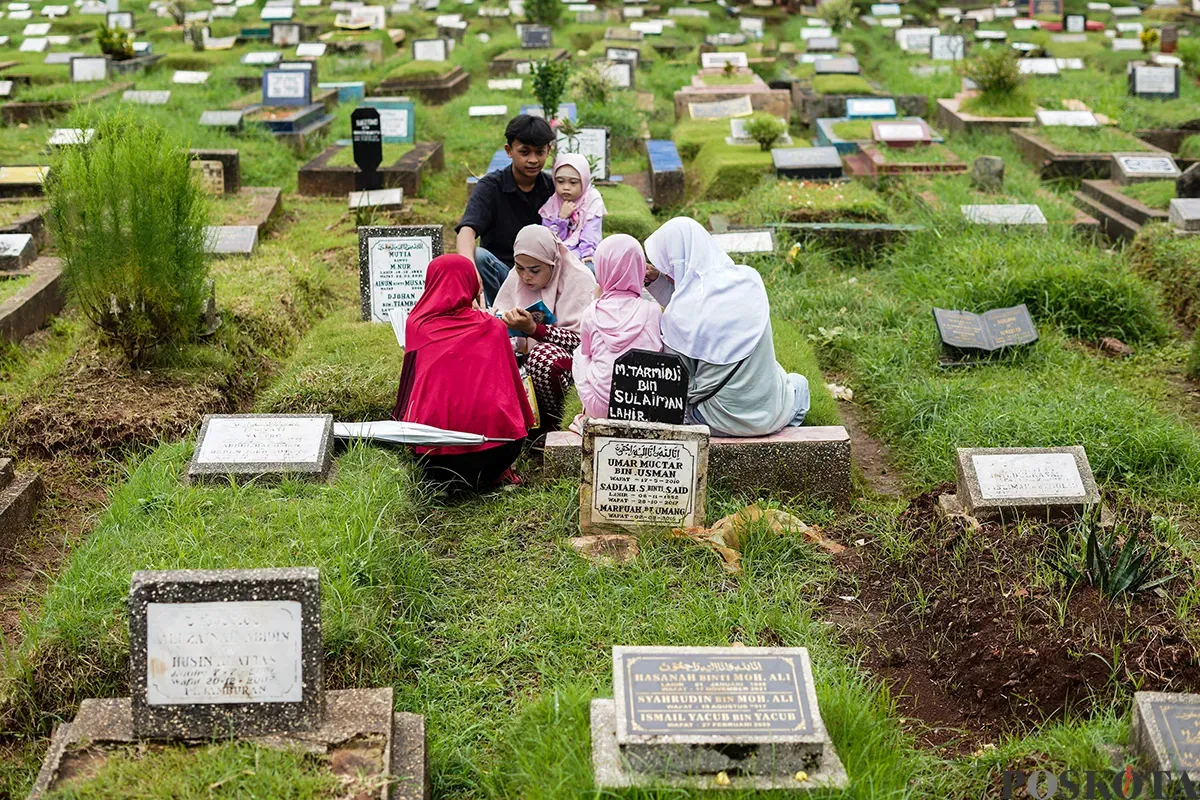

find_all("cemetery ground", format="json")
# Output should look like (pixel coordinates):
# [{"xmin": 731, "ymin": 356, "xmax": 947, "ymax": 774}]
[{"xmin": 2, "ymin": 1, "xmax": 1200, "ymax": 797}]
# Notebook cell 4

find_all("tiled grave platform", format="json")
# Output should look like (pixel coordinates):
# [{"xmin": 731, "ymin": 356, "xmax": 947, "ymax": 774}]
[{"xmin": 544, "ymin": 425, "xmax": 851, "ymax": 504}]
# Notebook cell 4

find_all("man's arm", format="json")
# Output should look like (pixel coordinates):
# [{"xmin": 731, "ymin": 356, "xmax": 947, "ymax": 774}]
[
  {"xmin": 456, "ymin": 226, "xmax": 477, "ymax": 263},
  {"xmin": 455, "ymin": 176, "xmax": 494, "ymax": 263}
]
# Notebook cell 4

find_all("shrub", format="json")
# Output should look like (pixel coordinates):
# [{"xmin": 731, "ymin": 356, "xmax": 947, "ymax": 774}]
[
  {"xmin": 47, "ymin": 112, "xmax": 211, "ymax": 364},
  {"xmin": 577, "ymin": 92, "xmax": 643, "ymax": 147},
  {"xmin": 530, "ymin": 57, "xmax": 570, "ymax": 121},
  {"xmin": 572, "ymin": 61, "xmax": 615, "ymax": 106},
  {"xmin": 524, "ymin": 0, "xmax": 561, "ymax": 26},
  {"xmin": 962, "ymin": 47, "xmax": 1024, "ymax": 95},
  {"xmin": 165, "ymin": 0, "xmax": 188, "ymax": 25},
  {"xmin": 743, "ymin": 112, "xmax": 787, "ymax": 151},
  {"xmin": 96, "ymin": 24, "xmax": 133, "ymax": 60},
  {"xmin": 1188, "ymin": 334, "xmax": 1200, "ymax": 380},
  {"xmin": 1139, "ymin": 27, "xmax": 1159, "ymax": 54},
  {"xmin": 817, "ymin": 0, "xmax": 856, "ymax": 31}
]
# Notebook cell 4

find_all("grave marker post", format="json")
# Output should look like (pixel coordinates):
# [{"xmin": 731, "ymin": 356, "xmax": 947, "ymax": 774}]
[{"xmin": 350, "ymin": 106, "xmax": 383, "ymax": 191}]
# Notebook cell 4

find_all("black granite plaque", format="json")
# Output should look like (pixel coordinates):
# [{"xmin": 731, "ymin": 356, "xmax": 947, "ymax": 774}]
[
  {"xmin": 620, "ymin": 651, "xmax": 814, "ymax": 738},
  {"xmin": 1153, "ymin": 703, "xmax": 1200, "ymax": 771},
  {"xmin": 933, "ymin": 304, "xmax": 1038, "ymax": 362},
  {"xmin": 1063, "ymin": 13, "xmax": 1086, "ymax": 33},
  {"xmin": 521, "ymin": 25, "xmax": 552, "ymax": 48},
  {"xmin": 607, "ymin": 349, "xmax": 687, "ymax": 425}
]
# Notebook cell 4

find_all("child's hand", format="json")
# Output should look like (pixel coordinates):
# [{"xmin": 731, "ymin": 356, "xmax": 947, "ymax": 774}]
[
  {"xmin": 560, "ymin": 200, "xmax": 577, "ymax": 219},
  {"xmin": 503, "ymin": 308, "xmax": 538, "ymax": 335}
]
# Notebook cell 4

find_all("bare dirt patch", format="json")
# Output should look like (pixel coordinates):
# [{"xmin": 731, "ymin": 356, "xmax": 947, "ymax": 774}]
[
  {"xmin": 2, "ymin": 351, "xmax": 234, "ymax": 459},
  {"xmin": 829, "ymin": 487, "xmax": 1200, "ymax": 755},
  {"xmin": 837, "ymin": 398, "xmax": 902, "ymax": 497}
]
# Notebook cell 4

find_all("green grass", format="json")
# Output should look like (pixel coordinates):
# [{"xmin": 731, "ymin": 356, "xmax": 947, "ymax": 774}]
[
  {"xmin": 699, "ymin": 72, "xmax": 755, "ymax": 86},
  {"xmin": 1178, "ymin": 134, "xmax": 1200, "ymax": 159},
  {"xmin": 325, "ymin": 142, "xmax": 415, "ymax": 168},
  {"xmin": 255, "ymin": 306, "xmax": 406, "ymax": 420},
  {"xmin": 831, "ymin": 118, "xmax": 898, "ymax": 141},
  {"xmin": 875, "ymin": 142, "xmax": 957, "ymax": 164},
  {"xmin": 811, "ymin": 74, "xmax": 876, "ymax": 95},
  {"xmin": 597, "ymin": 182, "xmax": 656, "ymax": 239},
  {"xmin": 383, "ymin": 59, "xmax": 456, "ymax": 81},
  {"xmin": 692, "ymin": 139, "xmax": 774, "ymax": 201},
  {"xmin": 1128, "ymin": 222, "xmax": 1200, "ymax": 327},
  {"xmin": 0, "ymin": 274, "xmax": 30, "ymax": 303},
  {"xmin": 671, "ymin": 118, "xmax": 736, "ymax": 161},
  {"xmin": 1121, "ymin": 179, "xmax": 1176, "ymax": 210},
  {"xmin": 45, "ymin": 741, "xmax": 343, "ymax": 799},
  {"xmin": 959, "ymin": 90, "xmax": 1037, "ymax": 118},
  {"xmin": 1033, "ymin": 125, "xmax": 1156, "ymax": 154},
  {"xmin": 686, "ymin": 179, "xmax": 890, "ymax": 226}
]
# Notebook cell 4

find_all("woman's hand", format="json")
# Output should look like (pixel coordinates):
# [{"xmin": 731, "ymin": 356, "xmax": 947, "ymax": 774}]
[
  {"xmin": 503, "ymin": 308, "xmax": 537, "ymax": 335},
  {"xmin": 560, "ymin": 200, "xmax": 577, "ymax": 219}
]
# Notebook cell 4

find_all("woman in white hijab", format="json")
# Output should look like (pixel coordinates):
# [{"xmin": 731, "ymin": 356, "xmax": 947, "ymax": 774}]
[{"xmin": 643, "ymin": 217, "xmax": 809, "ymax": 438}]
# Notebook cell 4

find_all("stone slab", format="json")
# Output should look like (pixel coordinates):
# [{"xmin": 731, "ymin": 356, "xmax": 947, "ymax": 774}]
[
  {"xmin": 199, "ymin": 110, "xmax": 245, "ymax": 129},
  {"xmin": 595, "ymin": 662, "xmax": 849, "ymax": 791},
  {"xmin": 773, "ymin": 146, "xmax": 843, "ymax": 180},
  {"xmin": 0, "ymin": 233, "xmax": 35, "ymax": 270},
  {"xmin": 1132, "ymin": 691, "xmax": 1200, "ymax": 781},
  {"xmin": 546, "ymin": 426, "xmax": 852, "ymax": 505},
  {"xmin": 128, "ymin": 567, "xmax": 324, "ymax": 740},
  {"xmin": 580, "ymin": 418, "xmax": 709, "ymax": 534},
  {"xmin": 189, "ymin": 149, "xmax": 241, "ymax": 194},
  {"xmin": 955, "ymin": 445, "xmax": 1100, "ymax": 519},
  {"xmin": 961, "ymin": 203, "xmax": 1048, "ymax": 225},
  {"xmin": 28, "ymin": 689, "xmax": 430, "ymax": 800},
  {"xmin": 349, "ymin": 187, "xmax": 403, "ymax": 210},
  {"xmin": 1112, "ymin": 153, "xmax": 1180, "ymax": 186},
  {"xmin": 204, "ymin": 224, "xmax": 258, "ymax": 255},
  {"xmin": 187, "ymin": 413, "xmax": 334, "ymax": 484},
  {"xmin": 0, "ymin": 468, "xmax": 42, "ymax": 553},
  {"xmin": 1169, "ymin": 198, "xmax": 1200, "ymax": 232},
  {"xmin": 813, "ymin": 56, "xmax": 859, "ymax": 74}
]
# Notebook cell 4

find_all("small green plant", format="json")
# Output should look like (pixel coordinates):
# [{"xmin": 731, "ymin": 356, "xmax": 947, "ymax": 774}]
[
  {"xmin": 743, "ymin": 112, "xmax": 787, "ymax": 151},
  {"xmin": 722, "ymin": 60, "xmax": 736, "ymax": 77},
  {"xmin": 96, "ymin": 24, "xmax": 134, "ymax": 60},
  {"xmin": 47, "ymin": 111, "xmax": 211, "ymax": 365},
  {"xmin": 817, "ymin": 0, "xmax": 856, "ymax": 31},
  {"xmin": 530, "ymin": 57, "xmax": 570, "ymax": 122},
  {"xmin": 1140, "ymin": 27, "xmax": 1159, "ymax": 54},
  {"xmin": 1050, "ymin": 510, "xmax": 1175, "ymax": 601},
  {"xmin": 524, "ymin": 0, "xmax": 561, "ymax": 26},
  {"xmin": 1188, "ymin": 333, "xmax": 1200, "ymax": 380},
  {"xmin": 572, "ymin": 61, "xmax": 614, "ymax": 105},
  {"xmin": 962, "ymin": 47, "xmax": 1024, "ymax": 95}
]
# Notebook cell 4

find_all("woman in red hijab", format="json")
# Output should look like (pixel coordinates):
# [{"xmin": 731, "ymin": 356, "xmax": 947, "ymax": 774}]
[{"xmin": 392, "ymin": 254, "xmax": 534, "ymax": 489}]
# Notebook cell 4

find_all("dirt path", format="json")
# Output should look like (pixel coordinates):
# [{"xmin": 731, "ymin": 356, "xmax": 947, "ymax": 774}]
[{"xmin": 837, "ymin": 396, "xmax": 903, "ymax": 497}]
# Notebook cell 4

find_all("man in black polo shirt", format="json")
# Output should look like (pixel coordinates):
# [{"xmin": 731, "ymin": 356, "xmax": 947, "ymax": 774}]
[{"xmin": 456, "ymin": 114, "xmax": 556, "ymax": 305}]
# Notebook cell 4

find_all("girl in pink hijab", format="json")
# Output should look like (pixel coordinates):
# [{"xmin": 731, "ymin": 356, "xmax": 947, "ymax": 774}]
[
  {"xmin": 572, "ymin": 234, "xmax": 663, "ymax": 420},
  {"xmin": 539, "ymin": 153, "xmax": 607, "ymax": 263},
  {"xmin": 494, "ymin": 225, "xmax": 597, "ymax": 436}
]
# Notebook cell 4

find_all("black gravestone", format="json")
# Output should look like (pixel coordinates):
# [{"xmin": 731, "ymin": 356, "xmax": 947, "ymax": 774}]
[
  {"xmin": 1063, "ymin": 12, "xmax": 1086, "ymax": 33},
  {"xmin": 933, "ymin": 304, "xmax": 1038, "ymax": 364},
  {"xmin": 1179, "ymin": 162, "xmax": 1200, "ymax": 200},
  {"xmin": 607, "ymin": 349, "xmax": 688, "ymax": 425},
  {"xmin": 521, "ymin": 25, "xmax": 551, "ymax": 48},
  {"xmin": 351, "ymin": 106, "xmax": 383, "ymax": 191}
]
